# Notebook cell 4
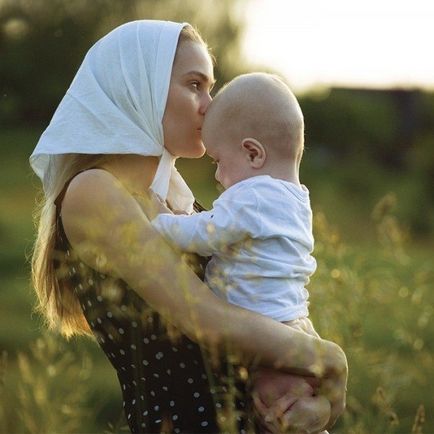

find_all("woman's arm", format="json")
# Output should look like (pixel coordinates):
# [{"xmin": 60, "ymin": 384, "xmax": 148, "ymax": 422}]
[{"xmin": 62, "ymin": 169, "xmax": 346, "ymax": 427}]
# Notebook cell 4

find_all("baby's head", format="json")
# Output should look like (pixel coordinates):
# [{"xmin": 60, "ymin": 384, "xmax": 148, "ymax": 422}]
[{"xmin": 202, "ymin": 72, "xmax": 304, "ymax": 188}]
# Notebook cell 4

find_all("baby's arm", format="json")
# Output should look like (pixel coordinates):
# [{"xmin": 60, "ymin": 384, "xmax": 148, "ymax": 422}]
[
  {"xmin": 151, "ymin": 190, "xmax": 258, "ymax": 256},
  {"xmin": 151, "ymin": 208, "xmax": 218, "ymax": 256}
]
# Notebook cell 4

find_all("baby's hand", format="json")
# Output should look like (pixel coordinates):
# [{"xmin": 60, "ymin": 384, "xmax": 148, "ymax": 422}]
[{"xmin": 146, "ymin": 189, "xmax": 173, "ymax": 220}]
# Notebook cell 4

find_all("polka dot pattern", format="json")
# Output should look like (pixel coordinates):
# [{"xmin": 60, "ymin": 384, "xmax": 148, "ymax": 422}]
[{"xmin": 61, "ymin": 237, "xmax": 253, "ymax": 432}]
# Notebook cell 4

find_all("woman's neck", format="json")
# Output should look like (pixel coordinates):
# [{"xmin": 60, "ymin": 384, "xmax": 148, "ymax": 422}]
[{"xmin": 99, "ymin": 154, "xmax": 159, "ymax": 197}]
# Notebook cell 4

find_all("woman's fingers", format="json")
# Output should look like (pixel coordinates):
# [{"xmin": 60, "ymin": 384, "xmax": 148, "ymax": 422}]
[
  {"xmin": 318, "ymin": 345, "xmax": 348, "ymax": 430},
  {"xmin": 321, "ymin": 374, "xmax": 347, "ymax": 430},
  {"xmin": 253, "ymin": 393, "xmax": 328, "ymax": 434},
  {"xmin": 268, "ymin": 392, "xmax": 300, "ymax": 417},
  {"xmin": 279, "ymin": 396, "xmax": 331, "ymax": 434},
  {"xmin": 253, "ymin": 393, "xmax": 285, "ymax": 434}
]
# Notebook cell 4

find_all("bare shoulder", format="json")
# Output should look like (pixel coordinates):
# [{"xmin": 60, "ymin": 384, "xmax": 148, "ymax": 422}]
[
  {"xmin": 63, "ymin": 168, "xmax": 120, "ymax": 208},
  {"xmin": 62, "ymin": 168, "xmax": 123, "ymax": 232},
  {"xmin": 61, "ymin": 168, "xmax": 148, "ymax": 272}
]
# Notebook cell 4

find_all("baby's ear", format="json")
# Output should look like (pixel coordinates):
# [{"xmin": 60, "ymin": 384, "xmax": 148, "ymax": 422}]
[{"xmin": 241, "ymin": 138, "xmax": 266, "ymax": 169}]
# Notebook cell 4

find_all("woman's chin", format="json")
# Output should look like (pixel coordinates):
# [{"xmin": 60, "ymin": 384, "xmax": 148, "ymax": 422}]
[{"xmin": 185, "ymin": 143, "xmax": 206, "ymax": 159}]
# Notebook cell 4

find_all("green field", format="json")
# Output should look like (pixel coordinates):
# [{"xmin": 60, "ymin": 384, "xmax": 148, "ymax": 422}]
[{"xmin": 0, "ymin": 128, "xmax": 432, "ymax": 433}]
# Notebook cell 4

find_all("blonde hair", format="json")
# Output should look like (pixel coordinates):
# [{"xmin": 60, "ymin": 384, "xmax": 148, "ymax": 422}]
[
  {"xmin": 179, "ymin": 24, "xmax": 205, "ymax": 44},
  {"xmin": 31, "ymin": 154, "xmax": 108, "ymax": 338},
  {"xmin": 177, "ymin": 24, "xmax": 215, "ymax": 65}
]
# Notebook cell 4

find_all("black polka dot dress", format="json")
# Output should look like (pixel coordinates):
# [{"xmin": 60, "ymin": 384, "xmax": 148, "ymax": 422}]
[{"xmin": 55, "ymin": 203, "xmax": 255, "ymax": 433}]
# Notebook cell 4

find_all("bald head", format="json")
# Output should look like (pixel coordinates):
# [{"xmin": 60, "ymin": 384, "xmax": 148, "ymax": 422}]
[{"xmin": 203, "ymin": 73, "xmax": 304, "ymax": 161}]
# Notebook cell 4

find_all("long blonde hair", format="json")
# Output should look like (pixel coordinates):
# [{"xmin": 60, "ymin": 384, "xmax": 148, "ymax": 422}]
[
  {"xmin": 31, "ymin": 154, "xmax": 109, "ymax": 337},
  {"xmin": 31, "ymin": 25, "xmax": 210, "ymax": 338}
]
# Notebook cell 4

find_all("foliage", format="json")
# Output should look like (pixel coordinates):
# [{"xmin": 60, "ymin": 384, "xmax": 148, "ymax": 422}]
[
  {"xmin": 296, "ymin": 86, "xmax": 434, "ymax": 237},
  {"xmin": 308, "ymin": 206, "xmax": 433, "ymax": 434},
  {"xmin": 0, "ymin": 334, "xmax": 93, "ymax": 433},
  {"xmin": 1, "ymin": 198, "xmax": 432, "ymax": 433},
  {"xmin": 1, "ymin": 0, "xmax": 433, "ymax": 422}
]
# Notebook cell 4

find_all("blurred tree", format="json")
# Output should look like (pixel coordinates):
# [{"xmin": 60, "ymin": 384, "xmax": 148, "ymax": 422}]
[
  {"xmin": 0, "ymin": 0, "xmax": 249, "ymax": 125},
  {"xmin": 299, "ymin": 87, "xmax": 434, "ymax": 235},
  {"xmin": 300, "ymin": 88, "xmax": 398, "ymax": 164},
  {"xmin": 300, "ymin": 88, "xmax": 434, "ymax": 169}
]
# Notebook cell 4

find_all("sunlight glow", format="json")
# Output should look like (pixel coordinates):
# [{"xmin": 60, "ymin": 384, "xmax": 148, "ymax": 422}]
[{"xmin": 243, "ymin": 0, "xmax": 434, "ymax": 92}]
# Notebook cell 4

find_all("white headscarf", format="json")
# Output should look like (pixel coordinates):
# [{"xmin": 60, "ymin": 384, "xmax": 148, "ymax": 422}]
[{"xmin": 30, "ymin": 20, "xmax": 195, "ymax": 213}]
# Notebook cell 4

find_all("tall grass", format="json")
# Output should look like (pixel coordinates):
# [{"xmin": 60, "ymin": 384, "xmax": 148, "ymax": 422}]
[
  {"xmin": 1, "ymin": 203, "xmax": 432, "ymax": 433},
  {"xmin": 0, "ymin": 333, "xmax": 93, "ymax": 433},
  {"xmin": 308, "ymin": 199, "xmax": 432, "ymax": 434}
]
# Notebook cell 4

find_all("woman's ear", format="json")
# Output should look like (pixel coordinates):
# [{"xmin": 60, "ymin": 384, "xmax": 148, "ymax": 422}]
[{"xmin": 241, "ymin": 138, "xmax": 266, "ymax": 169}]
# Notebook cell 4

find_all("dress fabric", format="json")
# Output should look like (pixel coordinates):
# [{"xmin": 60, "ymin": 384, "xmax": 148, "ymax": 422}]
[{"xmin": 55, "ymin": 202, "xmax": 253, "ymax": 434}]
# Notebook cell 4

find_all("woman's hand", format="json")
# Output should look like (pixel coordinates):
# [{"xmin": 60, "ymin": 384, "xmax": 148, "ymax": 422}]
[
  {"xmin": 252, "ymin": 341, "xmax": 348, "ymax": 433},
  {"xmin": 319, "ymin": 343, "xmax": 348, "ymax": 431},
  {"xmin": 254, "ymin": 393, "xmax": 331, "ymax": 434},
  {"xmin": 252, "ymin": 369, "xmax": 331, "ymax": 434}
]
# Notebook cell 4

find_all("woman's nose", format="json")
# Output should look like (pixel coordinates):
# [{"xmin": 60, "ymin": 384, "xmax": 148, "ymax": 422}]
[{"xmin": 199, "ymin": 92, "xmax": 212, "ymax": 115}]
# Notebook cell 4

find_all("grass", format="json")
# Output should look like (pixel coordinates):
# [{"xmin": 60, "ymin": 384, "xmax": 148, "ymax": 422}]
[{"xmin": 0, "ymin": 128, "xmax": 432, "ymax": 433}]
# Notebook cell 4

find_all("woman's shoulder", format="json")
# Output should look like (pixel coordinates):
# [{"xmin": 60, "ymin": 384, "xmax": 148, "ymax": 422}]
[
  {"xmin": 62, "ymin": 169, "xmax": 117, "ymax": 229},
  {"xmin": 64, "ymin": 168, "xmax": 120, "ymax": 203},
  {"xmin": 61, "ymin": 168, "xmax": 145, "ymax": 274}
]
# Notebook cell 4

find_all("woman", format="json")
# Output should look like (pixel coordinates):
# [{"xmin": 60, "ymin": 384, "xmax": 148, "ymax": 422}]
[{"xmin": 30, "ymin": 20, "xmax": 347, "ymax": 433}]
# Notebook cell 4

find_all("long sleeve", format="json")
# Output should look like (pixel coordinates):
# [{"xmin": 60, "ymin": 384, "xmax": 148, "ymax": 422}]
[{"xmin": 151, "ymin": 184, "xmax": 261, "ymax": 257}]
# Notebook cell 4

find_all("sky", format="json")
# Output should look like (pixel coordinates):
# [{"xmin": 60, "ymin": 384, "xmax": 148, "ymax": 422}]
[{"xmin": 242, "ymin": 0, "xmax": 434, "ymax": 92}]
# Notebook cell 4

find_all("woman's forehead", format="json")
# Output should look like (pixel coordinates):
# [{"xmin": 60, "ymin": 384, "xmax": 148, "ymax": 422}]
[{"xmin": 173, "ymin": 41, "xmax": 214, "ymax": 80}]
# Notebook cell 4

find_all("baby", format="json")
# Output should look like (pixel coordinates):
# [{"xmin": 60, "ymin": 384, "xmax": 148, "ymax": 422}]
[{"xmin": 152, "ymin": 73, "xmax": 330, "ymax": 433}]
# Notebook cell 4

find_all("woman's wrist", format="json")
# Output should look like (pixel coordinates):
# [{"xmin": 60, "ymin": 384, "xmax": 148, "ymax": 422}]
[{"xmin": 281, "ymin": 335, "xmax": 347, "ymax": 380}]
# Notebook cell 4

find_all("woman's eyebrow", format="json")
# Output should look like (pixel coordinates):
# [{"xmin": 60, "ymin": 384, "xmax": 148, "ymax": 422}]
[{"xmin": 184, "ymin": 71, "xmax": 216, "ymax": 87}]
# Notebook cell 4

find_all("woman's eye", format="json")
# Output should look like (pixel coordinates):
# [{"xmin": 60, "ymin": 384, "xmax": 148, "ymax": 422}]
[{"xmin": 191, "ymin": 81, "xmax": 200, "ymax": 90}]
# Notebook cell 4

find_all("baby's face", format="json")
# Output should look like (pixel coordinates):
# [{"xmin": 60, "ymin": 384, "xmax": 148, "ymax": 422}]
[{"xmin": 202, "ymin": 121, "xmax": 250, "ymax": 189}]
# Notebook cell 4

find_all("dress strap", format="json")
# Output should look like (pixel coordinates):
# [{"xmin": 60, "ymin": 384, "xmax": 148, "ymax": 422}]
[{"xmin": 54, "ymin": 176, "xmax": 75, "ymax": 214}]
